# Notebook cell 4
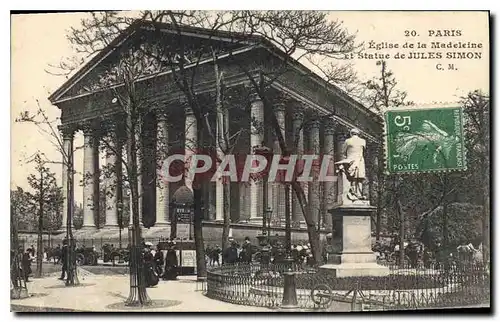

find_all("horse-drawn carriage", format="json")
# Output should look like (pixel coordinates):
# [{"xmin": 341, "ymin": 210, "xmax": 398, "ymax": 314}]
[
  {"xmin": 75, "ymin": 246, "xmax": 99, "ymax": 266},
  {"xmin": 102, "ymin": 244, "xmax": 129, "ymax": 264}
]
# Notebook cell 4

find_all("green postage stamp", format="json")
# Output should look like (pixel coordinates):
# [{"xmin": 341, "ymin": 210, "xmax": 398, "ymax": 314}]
[{"xmin": 384, "ymin": 106, "xmax": 466, "ymax": 174}]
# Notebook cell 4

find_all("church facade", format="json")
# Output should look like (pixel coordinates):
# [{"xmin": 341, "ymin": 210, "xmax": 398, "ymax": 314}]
[{"xmin": 48, "ymin": 20, "xmax": 382, "ymax": 242}]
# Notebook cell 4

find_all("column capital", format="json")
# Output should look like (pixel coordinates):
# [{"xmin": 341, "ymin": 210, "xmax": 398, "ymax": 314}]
[
  {"xmin": 335, "ymin": 132, "xmax": 349, "ymax": 143},
  {"xmin": 290, "ymin": 101, "xmax": 305, "ymax": 121},
  {"xmin": 81, "ymin": 120, "xmax": 101, "ymax": 136},
  {"xmin": 82, "ymin": 122, "xmax": 94, "ymax": 135},
  {"xmin": 305, "ymin": 112, "xmax": 321, "ymax": 130},
  {"xmin": 273, "ymin": 92, "xmax": 289, "ymax": 111},
  {"xmin": 184, "ymin": 106, "xmax": 195, "ymax": 117},
  {"xmin": 274, "ymin": 102, "xmax": 286, "ymax": 113},
  {"xmin": 248, "ymin": 90, "xmax": 261, "ymax": 103},
  {"xmin": 323, "ymin": 118, "xmax": 337, "ymax": 135},
  {"xmin": 58, "ymin": 125, "xmax": 76, "ymax": 139},
  {"xmin": 157, "ymin": 110, "xmax": 169, "ymax": 122}
]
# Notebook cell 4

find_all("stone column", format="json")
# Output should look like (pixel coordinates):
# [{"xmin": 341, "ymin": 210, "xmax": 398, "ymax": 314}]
[
  {"xmin": 332, "ymin": 130, "xmax": 347, "ymax": 241},
  {"xmin": 104, "ymin": 134, "xmax": 118, "ymax": 228},
  {"xmin": 368, "ymin": 143, "xmax": 380, "ymax": 207},
  {"xmin": 307, "ymin": 115, "xmax": 321, "ymax": 225},
  {"xmin": 322, "ymin": 119, "xmax": 336, "ymax": 230},
  {"xmin": 363, "ymin": 144, "xmax": 371, "ymax": 199},
  {"xmin": 291, "ymin": 106, "xmax": 304, "ymax": 226},
  {"xmin": 156, "ymin": 113, "xmax": 169, "ymax": 225},
  {"xmin": 60, "ymin": 126, "xmax": 74, "ymax": 230},
  {"xmin": 184, "ymin": 107, "xmax": 197, "ymax": 191},
  {"xmin": 82, "ymin": 124, "xmax": 99, "ymax": 229},
  {"xmin": 249, "ymin": 91, "xmax": 264, "ymax": 221},
  {"xmin": 273, "ymin": 99, "xmax": 286, "ymax": 226},
  {"xmin": 335, "ymin": 131, "xmax": 348, "ymax": 203}
]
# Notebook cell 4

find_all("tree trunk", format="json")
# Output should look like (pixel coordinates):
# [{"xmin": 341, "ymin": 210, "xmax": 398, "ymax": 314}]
[
  {"xmin": 375, "ymin": 152, "xmax": 384, "ymax": 240},
  {"xmin": 258, "ymin": 92, "xmax": 321, "ymax": 263},
  {"xmin": 125, "ymin": 99, "xmax": 150, "ymax": 305},
  {"xmin": 36, "ymin": 174, "xmax": 43, "ymax": 278},
  {"xmin": 397, "ymin": 199, "xmax": 405, "ymax": 268},
  {"xmin": 193, "ymin": 187, "xmax": 206, "ymax": 278},
  {"xmin": 66, "ymin": 148, "xmax": 78, "ymax": 286},
  {"xmin": 290, "ymin": 181, "xmax": 321, "ymax": 263},
  {"xmin": 442, "ymin": 201, "xmax": 448, "ymax": 251},
  {"xmin": 395, "ymin": 178, "xmax": 405, "ymax": 268}
]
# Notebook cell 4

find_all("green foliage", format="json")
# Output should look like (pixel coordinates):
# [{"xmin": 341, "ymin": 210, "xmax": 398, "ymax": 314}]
[
  {"xmin": 23, "ymin": 154, "xmax": 63, "ymax": 231},
  {"xmin": 11, "ymin": 187, "xmax": 34, "ymax": 231},
  {"xmin": 418, "ymin": 203, "xmax": 483, "ymax": 248},
  {"xmin": 361, "ymin": 60, "xmax": 489, "ymax": 248},
  {"xmin": 73, "ymin": 203, "xmax": 84, "ymax": 230}
]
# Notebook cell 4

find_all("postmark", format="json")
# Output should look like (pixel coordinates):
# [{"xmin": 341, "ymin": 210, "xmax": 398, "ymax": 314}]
[{"xmin": 384, "ymin": 106, "xmax": 466, "ymax": 174}]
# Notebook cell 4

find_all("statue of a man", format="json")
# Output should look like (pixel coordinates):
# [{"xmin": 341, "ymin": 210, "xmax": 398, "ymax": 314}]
[{"xmin": 336, "ymin": 128, "xmax": 366, "ymax": 200}]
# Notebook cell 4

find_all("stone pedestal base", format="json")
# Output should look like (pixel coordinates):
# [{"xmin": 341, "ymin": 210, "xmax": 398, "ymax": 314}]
[
  {"xmin": 154, "ymin": 222, "xmax": 170, "ymax": 227},
  {"xmin": 320, "ymin": 262, "xmax": 390, "ymax": 277},
  {"xmin": 248, "ymin": 217, "xmax": 264, "ymax": 225},
  {"xmin": 324, "ymin": 204, "xmax": 389, "ymax": 277},
  {"xmin": 80, "ymin": 226, "xmax": 98, "ymax": 230}
]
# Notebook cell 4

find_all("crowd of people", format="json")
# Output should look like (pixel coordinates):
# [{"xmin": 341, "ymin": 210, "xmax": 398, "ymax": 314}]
[
  {"xmin": 205, "ymin": 237, "xmax": 255, "ymax": 266},
  {"xmin": 13, "ymin": 233, "xmax": 486, "ymax": 290},
  {"xmin": 141, "ymin": 240, "xmax": 179, "ymax": 287},
  {"xmin": 372, "ymin": 236, "xmax": 485, "ymax": 270},
  {"xmin": 10, "ymin": 246, "xmax": 35, "ymax": 285},
  {"xmin": 204, "ymin": 237, "xmax": 318, "ymax": 269}
]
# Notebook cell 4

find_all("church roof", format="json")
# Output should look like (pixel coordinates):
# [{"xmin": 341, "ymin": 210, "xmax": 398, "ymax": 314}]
[
  {"xmin": 49, "ymin": 19, "xmax": 379, "ymax": 123},
  {"xmin": 48, "ymin": 20, "xmax": 267, "ymax": 104}
]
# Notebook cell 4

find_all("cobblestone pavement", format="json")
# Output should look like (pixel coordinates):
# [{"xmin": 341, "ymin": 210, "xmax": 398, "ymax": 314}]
[{"xmin": 11, "ymin": 274, "xmax": 272, "ymax": 312}]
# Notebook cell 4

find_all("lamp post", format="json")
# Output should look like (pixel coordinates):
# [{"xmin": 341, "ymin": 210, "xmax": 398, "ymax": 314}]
[
  {"xmin": 254, "ymin": 143, "xmax": 273, "ymax": 246},
  {"xmin": 279, "ymin": 155, "xmax": 298, "ymax": 310},
  {"xmin": 264, "ymin": 207, "xmax": 273, "ymax": 244}
]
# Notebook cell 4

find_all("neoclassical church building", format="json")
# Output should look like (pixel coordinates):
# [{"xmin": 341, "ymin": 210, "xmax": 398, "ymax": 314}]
[{"xmin": 48, "ymin": 20, "xmax": 382, "ymax": 243}]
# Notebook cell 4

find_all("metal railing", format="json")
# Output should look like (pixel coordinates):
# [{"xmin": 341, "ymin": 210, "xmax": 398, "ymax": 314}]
[{"xmin": 206, "ymin": 261, "xmax": 490, "ymax": 311}]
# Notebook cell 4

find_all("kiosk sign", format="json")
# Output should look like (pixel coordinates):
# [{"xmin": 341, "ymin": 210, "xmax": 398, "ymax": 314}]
[{"xmin": 176, "ymin": 207, "xmax": 193, "ymax": 224}]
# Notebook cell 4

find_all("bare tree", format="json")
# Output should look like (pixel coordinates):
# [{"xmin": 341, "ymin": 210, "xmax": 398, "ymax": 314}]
[
  {"xmin": 24, "ymin": 154, "xmax": 60, "ymax": 278},
  {"xmin": 17, "ymin": 101, "xmax": 83, "ymax": 285},
  {"xmin": 461, "ymin": 91, "xmax": 490, "ymax": 263},
  {"xmin": 52, "ymin": 10, "xmax": 360, "ymax": 265}
]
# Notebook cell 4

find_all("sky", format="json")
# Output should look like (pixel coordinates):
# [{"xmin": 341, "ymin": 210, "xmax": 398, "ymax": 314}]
[{"xmin": 10, "ymin": 11, "xmax": 489, "ymax": 204}]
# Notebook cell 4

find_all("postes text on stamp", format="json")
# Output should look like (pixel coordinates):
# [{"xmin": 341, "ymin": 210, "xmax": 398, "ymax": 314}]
[{"xmin": 384, "ymin": 106, "xmax": 466, "ymax": 174}]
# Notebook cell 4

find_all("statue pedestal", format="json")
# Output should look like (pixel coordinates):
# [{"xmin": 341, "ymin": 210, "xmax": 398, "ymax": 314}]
[{"xmin": 320, "ymin": 204, "xmax": 389, "ymax": 277}]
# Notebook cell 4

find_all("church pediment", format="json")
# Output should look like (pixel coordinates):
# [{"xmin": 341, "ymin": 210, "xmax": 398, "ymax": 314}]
[{"xmin": 49, "ymin": 21, "xmax": 260, "ymax": 104}]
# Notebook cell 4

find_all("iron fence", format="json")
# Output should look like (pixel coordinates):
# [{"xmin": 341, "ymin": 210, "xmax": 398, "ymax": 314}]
[{"xmin": 206, "ymin": 261, "xmax": 490, "ymax": 311}]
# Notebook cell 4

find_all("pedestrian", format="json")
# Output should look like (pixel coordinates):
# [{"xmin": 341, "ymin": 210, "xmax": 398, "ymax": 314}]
[
  {"xmin": 164, "ymin": 242, "xmax": 178, "ymax": 280},
  {"xmin": 223, "ymin": 241, "xmax": 239, "ymax": 265},
  {"xmin": 154, "ymin": 244, "xmax": 164, "ymax": 277},
  {"xmin": 213, "ymin": 245, "xmax": 221, "ymax": 266},
  {"xmin": 239, "ymin": 237, "xmax": 253, "ymax": 264},
  {"xmin": 58, "ymin": 241, "xmax": 68, "ymax": 280},
  {"xmin": 143, "ymin": 243, "xmax": 158, "ymax": 287},
  {"xmin": 21, "ymin": 248, "xmax": 32, "ymax": 283},
  {"xmin": 206, "ymin": 245, "xmax": 213, "ymax": 266},
  {"xmin": 55, "ymin": 244, "xmax": 61, "ymax": 264}
]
